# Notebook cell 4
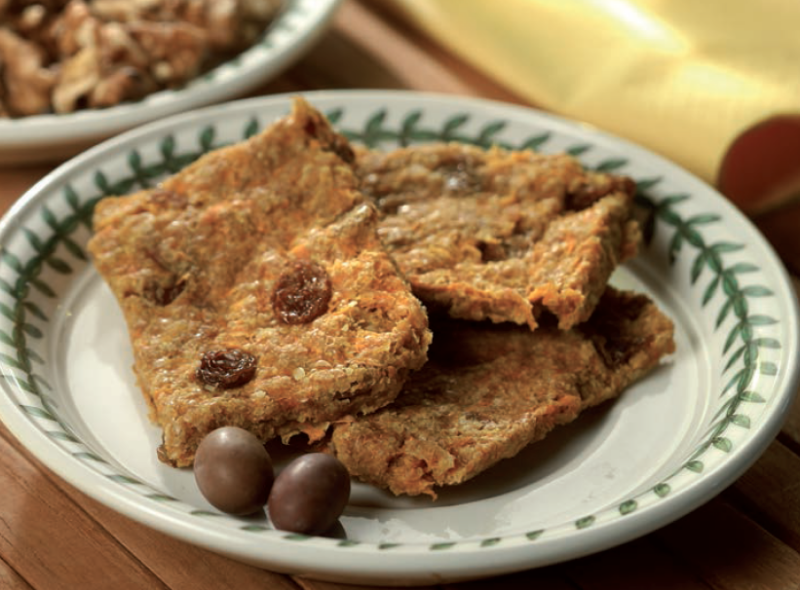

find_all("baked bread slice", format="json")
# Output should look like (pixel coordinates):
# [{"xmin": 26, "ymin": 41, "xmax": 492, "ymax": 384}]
[
  {"xmin": 356, "ymin": 143, "xmax": 641, "ymax": 330},
  {"xmin": 88, "ymin": 98, "xmax": 431, "ymax": 467},
  {"xmin": 327, "ymin": 288, "xmax": 675, "ymax": 498}
]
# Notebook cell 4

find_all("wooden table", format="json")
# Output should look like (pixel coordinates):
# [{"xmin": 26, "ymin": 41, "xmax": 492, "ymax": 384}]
[{"xmin": 2, "ymin": 2, "xmax": 800, "ymax": 589}]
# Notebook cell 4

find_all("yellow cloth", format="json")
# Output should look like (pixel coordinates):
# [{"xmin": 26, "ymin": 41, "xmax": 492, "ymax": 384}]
[{"xmin": 390, "ymin": 0, "xmax": 800, "ymax": 185}]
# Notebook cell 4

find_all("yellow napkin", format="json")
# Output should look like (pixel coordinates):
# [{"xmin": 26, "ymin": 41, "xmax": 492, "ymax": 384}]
[{"xmin": 389, "ymin": 0, "xmax": 800, "ymax": 187}]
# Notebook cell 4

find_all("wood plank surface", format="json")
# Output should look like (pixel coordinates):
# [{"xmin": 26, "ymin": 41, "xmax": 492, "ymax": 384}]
[
  {"xmin": 728, "ymin": 440, "xmax": 800, "ymax": 552},
  {"xmin": 0, "ymin": 425, "xmax": 167, "ymax": 590},
  {"xmin": 0, "ymin": 1, "xmax": 798, "ymax": 589},
  {"xmin": 0, "ymin": 558, "xmax": 34, "ymax": 590},
  {"xmin": 657, "ymin": 499, "xmax": 800, "ymax": 590},
  {"xmin": 560, "ymin": 538, "xmax": 711, "ymax": 590}
]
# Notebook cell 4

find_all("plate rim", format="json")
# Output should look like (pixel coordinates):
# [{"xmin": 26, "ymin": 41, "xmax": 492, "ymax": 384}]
[{"xmin": 0, "ymin": 89, "xmax": 798, "ymax": 585}]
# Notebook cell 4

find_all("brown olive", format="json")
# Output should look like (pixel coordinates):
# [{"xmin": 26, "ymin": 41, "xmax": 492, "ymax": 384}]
[
  {"xmin": 193, "ymin": 427, "xmax": 274, "ymax": 515},
  {"xmin": 268, "ymin": 453, "xmax": 350, "ymax": 535}
]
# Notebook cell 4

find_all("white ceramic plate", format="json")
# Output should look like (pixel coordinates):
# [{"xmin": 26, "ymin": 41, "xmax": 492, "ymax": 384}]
[
  {"xmin": 0, "ymin": 0, "xmax": 341, "ymax": 165},
  {"xmin": 0, "ymin": 90, "xmax": 797, "ymax": 586}
]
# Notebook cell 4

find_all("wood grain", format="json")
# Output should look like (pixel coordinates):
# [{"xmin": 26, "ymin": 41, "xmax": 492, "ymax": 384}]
[
  {"xmin": 0, "ymin": 425, "xmax": 166, "ymax": 590},
  {"xmin": 444, "ymin": 568, "xmax": 576, "ymax": 590},
  {"xmin": 58, "ymin": 483, "xmax": 302, "ymax": 590},
  {"xmin": 560, "ymin": 537, "xmax": 711, "ymax": 590},
  {"xmin": 0, "ymin": 165, "xmax": 50, "ymax": 210},
  {"xmin": 728, "ymin": 441, "xmax": 800, "ymax": 552},
  {"xmin": 296, "ymin": 581, "xmax": 434, "ymax": 590},
  {"xmin": 0, "ymin": 557, "xmax": 34, "ymax": 590},
  {"xmin": 656, "ymin": 499, "xmax": 800, "ymax": 590}
]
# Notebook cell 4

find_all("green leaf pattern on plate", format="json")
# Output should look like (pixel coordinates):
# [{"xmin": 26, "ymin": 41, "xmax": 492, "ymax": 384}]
[{"xmin": 0, "ymin": 106, "xmax": 782, "ymax": 549}]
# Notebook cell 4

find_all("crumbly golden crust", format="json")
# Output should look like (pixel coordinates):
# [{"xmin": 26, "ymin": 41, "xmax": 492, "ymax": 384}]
[
  {"xmin": 327, "ymin": 288, "xmax": 675, "ymax": 498},
  {"xmin": 88, "ymin": 98, "xmax": 431, "ymax": 467},
  {"xmin": 356, "ymin": 143, "xmax": 641, "ymax": 330}
]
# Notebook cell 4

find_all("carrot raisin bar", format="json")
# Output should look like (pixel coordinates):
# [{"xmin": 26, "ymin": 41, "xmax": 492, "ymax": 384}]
[
  {"xmin": 88, "ymin": 98, "xmax": 431, "ymax": 467},
  {"xmin": 356, "ymin": 143, "xmax": 641, "ymax": 330},
  {"xmin": 327, "ymin": 288, "xmax": 675, "ymax": 498}
]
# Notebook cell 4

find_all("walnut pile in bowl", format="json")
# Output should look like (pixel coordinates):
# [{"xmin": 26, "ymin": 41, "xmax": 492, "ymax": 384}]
[{"xmin": 0, "ymin": 0, "xmax": 283, "ymax": 117}]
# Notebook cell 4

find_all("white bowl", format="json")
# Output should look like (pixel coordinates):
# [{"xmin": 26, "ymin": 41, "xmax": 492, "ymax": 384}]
[{"xmin": 0, "ymin": 0, "xmax": 342, "ymax": 165}]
